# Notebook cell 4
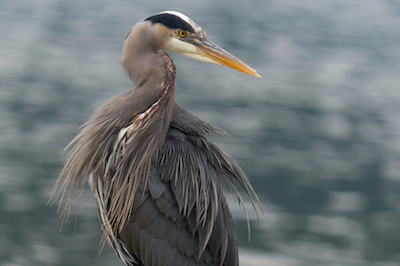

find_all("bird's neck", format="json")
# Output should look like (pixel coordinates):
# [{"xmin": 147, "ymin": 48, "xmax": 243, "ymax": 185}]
[
  {"xmin": 152, "ymin": 52, "xmax": 176, "ymax": 111},
  {"xmin": 126, "ymin": 52, "xmax": 177, "ymax": 134},
  {"xmin": 121, "ymin": 22, "xmax": 177, "ymax": 122},
  {"xmin": 90, "ymin": 53, "xmax": 177, "ymax": 234},
  {"xmin": 121, "ymin": 22, "xmax": 166, "ymax": 88},
  {"xmin": 119, "ymin": 22, "xmax": 177, "ymax": 161}
]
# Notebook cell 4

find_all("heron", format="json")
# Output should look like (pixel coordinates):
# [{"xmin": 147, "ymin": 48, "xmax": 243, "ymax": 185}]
[{"xmin": 51, "ymin": 11, "xmax": 262, "ymax": 266}]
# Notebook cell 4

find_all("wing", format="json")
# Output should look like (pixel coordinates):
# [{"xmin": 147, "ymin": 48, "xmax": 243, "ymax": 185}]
[
  {"xmin": 89, "ymin": 105, "xmax": 261, "ymax": 266},
  {"xmin": 118, "ymin": 127, "xmax": 238, "ymax": 266}
]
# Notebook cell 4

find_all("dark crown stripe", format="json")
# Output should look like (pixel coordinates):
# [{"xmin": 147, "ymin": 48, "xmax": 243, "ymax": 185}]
[{"xmin": 145, "ymin": 13, "xmax": 195, "ymax": 33}]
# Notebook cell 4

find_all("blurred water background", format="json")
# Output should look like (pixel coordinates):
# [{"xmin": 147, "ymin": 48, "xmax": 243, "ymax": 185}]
[{"xmin": 1, "ymin": 0, "xmax": 400, "ymax": 265}]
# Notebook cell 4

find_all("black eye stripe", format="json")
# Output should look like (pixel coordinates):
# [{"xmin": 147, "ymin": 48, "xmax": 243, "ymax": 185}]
[{"xmin": 145, "ymin": 13, "xmax": 195, "ymax": 34}]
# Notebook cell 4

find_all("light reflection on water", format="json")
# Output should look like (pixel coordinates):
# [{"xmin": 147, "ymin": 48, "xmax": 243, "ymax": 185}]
[{"xmin": 1, "ymin": 0, "xmax": 400, "ymax": 265}]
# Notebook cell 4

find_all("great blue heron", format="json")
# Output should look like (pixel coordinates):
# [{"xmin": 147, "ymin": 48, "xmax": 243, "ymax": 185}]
[{"xmin": 51, "ymin": 11, "xmax": 262, "ymax": 266}]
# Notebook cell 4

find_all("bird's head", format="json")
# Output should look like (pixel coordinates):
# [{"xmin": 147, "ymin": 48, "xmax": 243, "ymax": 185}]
[{"xmin": 140, "ymin": 11, "xmax": 261, "ymax": 78}]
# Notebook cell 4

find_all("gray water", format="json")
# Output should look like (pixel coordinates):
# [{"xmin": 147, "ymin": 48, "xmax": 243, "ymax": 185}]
[{"xmin": 1, "ymin": 0, "xmax": 400, "ymax": 265}]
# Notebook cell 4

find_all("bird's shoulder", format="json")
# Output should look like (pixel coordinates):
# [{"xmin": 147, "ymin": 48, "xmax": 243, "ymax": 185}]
[{"xmin": 169, "ymin": 104, "xmax": 225, "ymax": 136}]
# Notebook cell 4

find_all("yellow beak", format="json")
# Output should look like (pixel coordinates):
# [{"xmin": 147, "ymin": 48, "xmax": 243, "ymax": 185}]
[{"xmin": 193, "ymin": 38, "xmax": 261, "ymax": 78}]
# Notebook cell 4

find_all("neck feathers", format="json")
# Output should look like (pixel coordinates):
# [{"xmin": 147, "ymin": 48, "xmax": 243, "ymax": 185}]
[
  {"xmin": 51, "ymin": 48, "xmax": 177, "ymax": 236},
  {"xmin": 106, "ymin": 52, "xmax": 176, "ymax": 233}
]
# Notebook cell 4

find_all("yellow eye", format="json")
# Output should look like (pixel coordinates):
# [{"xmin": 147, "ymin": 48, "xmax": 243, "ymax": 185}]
[{"xmin": 179, "ymin": 31, "xmax": 187, "ymax": 38}]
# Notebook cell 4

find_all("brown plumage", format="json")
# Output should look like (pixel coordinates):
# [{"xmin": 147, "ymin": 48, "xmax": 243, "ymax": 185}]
[{"xmin": 50, "ymin": 11, "xmax": 262, "ymax": 266}]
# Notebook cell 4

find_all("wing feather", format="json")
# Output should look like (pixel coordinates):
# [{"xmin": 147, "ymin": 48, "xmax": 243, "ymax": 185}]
[{"xmin": 88, "ymin": 104, "xmax": 262, "ymax": 266}]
